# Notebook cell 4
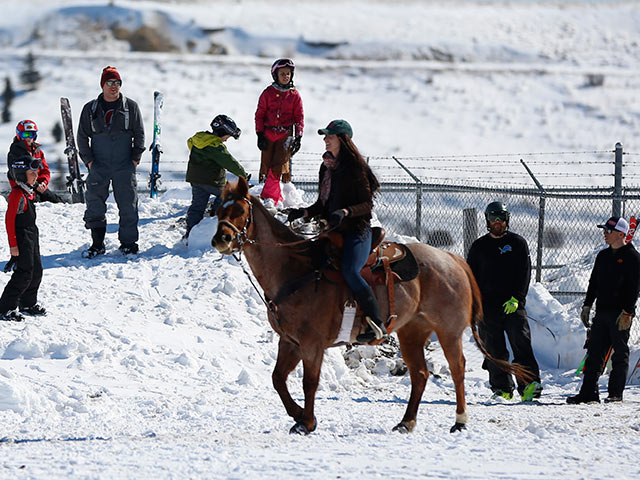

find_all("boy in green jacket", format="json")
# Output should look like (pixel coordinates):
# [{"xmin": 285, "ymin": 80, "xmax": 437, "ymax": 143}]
[{"xmin": 185, "ymin": 115, "xmax": 248, "ymax": 240}]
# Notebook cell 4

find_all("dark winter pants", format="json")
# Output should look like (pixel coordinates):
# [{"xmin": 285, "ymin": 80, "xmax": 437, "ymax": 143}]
[
  {"xmin": 341, "ymin": 228, "xmax": 372, "ymax": 294},
  {"xmin": 581, "ymin": 308, "xmax": 630, "ymax": 398},
  {"xmin": 0, "ymin": 226, "xmax": 42, "ymax": 312},
  {"xmin": 84, "ymin": 167, "xmax": 139, "ymax": 245},
  {"xmin": 479, "ymin": 308, "xmax": 541, "ymax": 394},
  {"xmin": 186, "ymin": 183, "xmax": 223, "ymax": 230}
]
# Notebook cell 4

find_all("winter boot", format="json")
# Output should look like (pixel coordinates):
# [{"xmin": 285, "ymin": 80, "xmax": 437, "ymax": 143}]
[
  {"xmin": 354, "ymin": 287, "xmax": 387, "ymax": 344},
  {"xmin": 0, "ymin": 309, "xmax": 24, "ymax": 322},
  {"xmin": 491, "ymin": 390, "xmax": 513, "ymax": 401},
  {"xmin": 521, "ymin": 382, "xmax": 542, "ymax": 402},
  {"xmin": 604, "ymin": 395, "xmax": 623, "ymax": 403},
  {"xmin": 566, "ymin": 385, "xmax": 600, "ymax": 404},
  {"xmin": 83, "ymin": 227, "xmax": 106, "ymax": 258},
  {"xmin": 119, "ymin": 243, "xmax": 139, "ymax": 255},
  {"xmin": 20, "ymin": 304, "xmax": 47, "ymax": 316}
]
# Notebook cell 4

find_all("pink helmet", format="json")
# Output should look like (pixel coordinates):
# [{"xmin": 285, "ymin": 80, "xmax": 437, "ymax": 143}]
[{"xmin": 271, "ymin": 58, "xmax": 295, "ymax": 83}]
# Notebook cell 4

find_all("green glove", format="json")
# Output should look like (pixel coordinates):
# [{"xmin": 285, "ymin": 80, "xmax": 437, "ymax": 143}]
[{"xmin": 503, "ymin": 296, "xmax": 519, "ymax": 314}]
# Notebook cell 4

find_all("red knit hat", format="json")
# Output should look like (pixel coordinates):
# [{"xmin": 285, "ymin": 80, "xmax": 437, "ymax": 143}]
[{"xmin": 100, "ymin": 66, "xmax": 121, "ymax": 88}]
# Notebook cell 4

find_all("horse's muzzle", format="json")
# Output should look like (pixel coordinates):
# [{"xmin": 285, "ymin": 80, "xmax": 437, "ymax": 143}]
[{"xmin": 212, "ymin": 232, "xmax": 234, "ymax": 254}]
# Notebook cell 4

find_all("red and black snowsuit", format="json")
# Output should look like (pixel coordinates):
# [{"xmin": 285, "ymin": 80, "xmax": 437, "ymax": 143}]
[{"xmin": 0, "ymin": 184, "xmax": 42, "ymax": 312}]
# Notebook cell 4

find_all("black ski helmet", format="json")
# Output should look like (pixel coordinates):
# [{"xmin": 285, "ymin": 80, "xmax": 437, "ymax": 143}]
[
  {"xmin": 9, "ymin": 154, "xmax": 40, "ymax": 183},
  {"xmin": 271, "ymin": 58, "xmax": 295, "ymax": 83},
  {"xmin": 484, "ymin": 201, "xmax": 510, "ymax": 228},
  {"xmin": 210, "ymin": 114, "xmax": 241, "ymax": 140}
]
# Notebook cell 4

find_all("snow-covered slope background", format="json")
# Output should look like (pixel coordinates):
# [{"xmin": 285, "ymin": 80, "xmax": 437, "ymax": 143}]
[{"xmin": 1, "ymin": 1, "xmax": 640, "ymax": 478}]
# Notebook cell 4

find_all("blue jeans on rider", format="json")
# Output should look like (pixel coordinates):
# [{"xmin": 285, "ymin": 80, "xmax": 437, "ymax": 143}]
[
  {"xmin": 186, "ymin": 183, "xmax": 223, "ymax": 230},
  {"xmin": 341, "ymin": 227, "xmax": 372, "ymax": 293}
]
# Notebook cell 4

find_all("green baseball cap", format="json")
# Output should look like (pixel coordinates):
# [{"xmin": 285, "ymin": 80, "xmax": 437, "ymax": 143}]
[{"xmin": 317, "ymin": 119, "xmax": 353, "ymax": 137}]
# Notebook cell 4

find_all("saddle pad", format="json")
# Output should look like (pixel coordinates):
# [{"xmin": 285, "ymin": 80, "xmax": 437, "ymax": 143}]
[{"xmin": 372, "ymin": 244, "xmax": 419, "ymax": 282}]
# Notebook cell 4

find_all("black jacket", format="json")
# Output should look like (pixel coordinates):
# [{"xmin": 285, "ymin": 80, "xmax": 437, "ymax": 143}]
[
  {"xmin": 467, "ymin": 230, "xmax": 531, "ymax": 313},
  {"xmin": 584, "ymin": 243, "xmax": 640, "ymax": 315},
  {"xmin": 305, "ymin": 161, "xmax": 374, "ymax": 234}
]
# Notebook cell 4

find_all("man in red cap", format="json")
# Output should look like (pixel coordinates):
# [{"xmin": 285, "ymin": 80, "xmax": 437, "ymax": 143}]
[
  {"xmin": 568, "ymin": 215, "xmax": 640, "ymax": 404},
  {"xmin": 77, "ymin": 66, "xmax": 145, "ymax": 257}
]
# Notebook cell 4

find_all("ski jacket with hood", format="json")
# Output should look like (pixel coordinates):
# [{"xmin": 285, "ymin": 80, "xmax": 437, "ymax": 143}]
[
  {"xmin": 185, "ymin": 132, "xmax": 247, "ymax": 188},
  {"xmin": 255, "ymin": 84, "xmax": 304, "ymax": 142}
]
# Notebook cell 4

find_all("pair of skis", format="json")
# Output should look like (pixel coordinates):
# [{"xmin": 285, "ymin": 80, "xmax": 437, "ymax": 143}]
[
  {"xmin": 59, "ymin": 91, "xmax": 164, "ymax": 202},
  {"xmin": 575, "ymin": 215, "xmax": 637, "ymax": 377}
]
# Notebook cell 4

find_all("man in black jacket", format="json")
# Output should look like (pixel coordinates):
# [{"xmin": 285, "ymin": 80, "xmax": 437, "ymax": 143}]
[
  {"xmin": 467, "ymin": 201, "xmax": 542, "ymax": 400},
  {"xmin": 567, "ymin": 216, "xmax": 640, "ymax": 404},
  {"xmin": 77, "ymin": 66, "xmax": 145, "ymax": 257}
]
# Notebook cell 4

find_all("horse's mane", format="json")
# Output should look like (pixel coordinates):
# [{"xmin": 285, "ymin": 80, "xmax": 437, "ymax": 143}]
[{"xmin": 249, "ymin": 196, "xmax": 312, "ymax": 251}]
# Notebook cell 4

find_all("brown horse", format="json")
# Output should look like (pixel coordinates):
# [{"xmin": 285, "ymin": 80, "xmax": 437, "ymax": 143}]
[{"xmin": 212, "ymin": 177, "xmax": 529, "ymax": 434}]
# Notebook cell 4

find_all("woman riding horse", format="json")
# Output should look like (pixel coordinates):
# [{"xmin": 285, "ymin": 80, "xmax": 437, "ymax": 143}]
[{"xmin": 287, "ymin": 119, "xmax": 385, "ymax": 344}]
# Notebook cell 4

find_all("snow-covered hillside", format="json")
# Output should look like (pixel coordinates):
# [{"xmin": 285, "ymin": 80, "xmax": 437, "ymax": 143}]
[{"xmin": 1, "ymin": 1, "xmax": 640, "ymax": 479}]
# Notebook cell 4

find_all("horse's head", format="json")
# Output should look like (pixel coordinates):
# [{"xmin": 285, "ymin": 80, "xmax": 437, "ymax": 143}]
[{"xmin": 212, "ymin": 176, "xmax": 253, "ymax": 254}]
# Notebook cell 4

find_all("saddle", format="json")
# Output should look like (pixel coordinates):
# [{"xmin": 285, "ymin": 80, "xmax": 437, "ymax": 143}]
[{"xmin": 322, "ymin": 227, "xmax": 419, "ymax": 342}]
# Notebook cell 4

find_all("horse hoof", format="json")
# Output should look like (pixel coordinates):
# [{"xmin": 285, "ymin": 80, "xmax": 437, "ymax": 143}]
[
  {"xmin": 450, "ymin": 422, "xmax": 466, "ymax": 433},
  {"xmin": 392, "ymin": 422, "xmax": 413, "ymax": 434},
  {"xmin": 289, "ymin": 417, "xmax": 317, "ymax": 435}
]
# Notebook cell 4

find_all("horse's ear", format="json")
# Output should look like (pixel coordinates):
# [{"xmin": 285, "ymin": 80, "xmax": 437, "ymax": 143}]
[{"xmin": 236, "ymin": 175, "xmax": 249, "ymax": 198}]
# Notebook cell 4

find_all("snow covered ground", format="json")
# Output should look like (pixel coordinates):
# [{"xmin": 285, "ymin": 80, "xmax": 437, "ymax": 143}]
[{"xmin": 1, "ymin": 1, "xmax": 640, "ymax": 478}]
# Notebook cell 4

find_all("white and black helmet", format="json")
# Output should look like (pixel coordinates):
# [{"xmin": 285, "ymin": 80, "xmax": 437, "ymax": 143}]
[
  {"xmin": 210, "ymin": 114, "xmax": 241, "ymax": 140},
  {"xmin": 9, "ymin": 154, "xmax": 40, "ymax": 183}
]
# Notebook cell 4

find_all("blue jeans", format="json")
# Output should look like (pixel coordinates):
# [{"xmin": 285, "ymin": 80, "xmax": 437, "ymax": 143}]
[
  {"xmin": 341, "ymin": 228, "xmax": 372, "ymax": 293},
  {"xmin": 186, "ymin": 184, "xmax": 223, "ymax": 230}
]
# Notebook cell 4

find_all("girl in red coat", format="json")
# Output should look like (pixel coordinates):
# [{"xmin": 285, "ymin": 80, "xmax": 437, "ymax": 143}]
[{"xmin": 255, "ymin": 58, "xmax": 304, "ymax": 206}]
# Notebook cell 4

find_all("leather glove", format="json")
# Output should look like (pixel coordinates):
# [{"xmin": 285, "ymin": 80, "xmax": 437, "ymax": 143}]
[
  {"xmin": 290, "ymin": 135, "xmax": 302, "ymax": 156},
  {"xmin": 259, "ymin": 173, "xmax": 266, "ymax": 183},
  {"xmin": 580, "ymin": 305, "xmax": 591, "ymax": 329},
  {"xmin": 329, "ymin": 209, "xmax": 347, "ymax": 228},
  {"xmin": 245, "ymin": 173, "xmax": 251, "ymax": 182},
  {"xmin": 502, "ymin": 296, "xmax": 519, "ymax": 315},
  {"xmin": 4, "ymin": 256, "xmax": 17, "ymax": 273},
  {"xmin": 616, "ymin": 310, "xmax": 633, "ymax": 331},
  {"xmin": 257, "ymin": 132, "xmax": 268, "ymax": 151},
  {"xmin": 287, "ymin": 208, "xmax": 305, "ymax": 223}
]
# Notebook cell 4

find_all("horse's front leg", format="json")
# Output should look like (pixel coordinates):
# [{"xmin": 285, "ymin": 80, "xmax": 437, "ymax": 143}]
[
  {"xmin": 289, "ymin": 345, "xmax": 324, "ymax": 435},
  {"xmin": 272, "ymin": 338, "xmax": 304, "ymax": 422}
]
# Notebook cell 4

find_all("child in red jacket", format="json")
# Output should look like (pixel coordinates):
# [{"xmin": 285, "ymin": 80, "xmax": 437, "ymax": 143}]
[
  {"xmin": 1, "ymin": 155, "xmax": 46, "ymax": 322},
  {"xmin": 255, "ymin": 58, "xmax": 304, "ymax": 206}
]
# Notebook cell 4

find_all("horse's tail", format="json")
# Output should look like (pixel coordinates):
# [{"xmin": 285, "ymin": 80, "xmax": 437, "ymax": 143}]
[{"xmin": 459, "ymin": 258, "xmax": 535, "ymax": 384}]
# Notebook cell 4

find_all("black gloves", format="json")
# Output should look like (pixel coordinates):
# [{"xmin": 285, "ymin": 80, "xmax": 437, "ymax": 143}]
[
  {"xmin": 245, "ymin": 173, "xmax": 252, "ymax": 182},
  {"xmin": 290, "ymin": 136, "xmax": 302, "ymax": 156},
  {"xmin": 4, "ymin": 256, "xmax": 17, "ymax": 273},
  {"xmin": 287, "ymin": 208, "xmax": 305, "ymax": 223},
  {"xmin": 329, "ymin": 209, "xmax": 347, "ymax": 227},
  {"xmin": 257, "ymin": 132, "xmax": 268, "ymax": 151}
]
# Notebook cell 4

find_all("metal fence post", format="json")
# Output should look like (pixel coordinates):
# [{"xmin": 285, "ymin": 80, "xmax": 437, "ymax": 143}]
[
  {"xmin": 392, "ymin": 156, "xmax": 422, "ymax": 240},
  {"xmin": 463, "ymin": 208, "xmax": 477, "ymax": 258},
  {"xmin": 613, "ymin": 142, "xmax": 623, "ymax": 217},
  {"xmin": 521, "ymin": 159, "xmax": 546, "ymax": 283}
]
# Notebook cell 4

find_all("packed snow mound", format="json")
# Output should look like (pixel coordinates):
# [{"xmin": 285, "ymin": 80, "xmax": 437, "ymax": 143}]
[
  {"xmin": 3, "ymin": 1, "xmax": 640, "ymax": 66},
  {"xmin": 23, "ymin": 4, "xmax": 207, "ymax": 53}
]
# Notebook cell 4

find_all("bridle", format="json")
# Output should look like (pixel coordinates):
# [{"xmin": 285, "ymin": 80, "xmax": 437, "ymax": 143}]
[
  {"xmin": 216, "ymin": 197, "xmax": 254, "ymax": 254},
  {"xmin": 217, "ymin": 196, "xmax": 336, "ymax": 255}
]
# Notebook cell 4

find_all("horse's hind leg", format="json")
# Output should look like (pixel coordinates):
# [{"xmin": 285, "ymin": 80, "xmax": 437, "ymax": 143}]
[
  {"xmin": 393, "ymin": 325, "xmax": 432, "ymax": 433},
  {"xmin": 440, "ymin": 333, "xmax": 468, "ymax": 433},
  {"xmin": 272, "ymin": 338, "xmax": 304, "ymax": 423}
]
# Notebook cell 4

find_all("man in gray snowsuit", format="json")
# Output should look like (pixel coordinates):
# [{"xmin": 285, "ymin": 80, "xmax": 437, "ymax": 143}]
[{"xmin": 77, "ymin": 66, "xmax": 145, "ymax": 257}]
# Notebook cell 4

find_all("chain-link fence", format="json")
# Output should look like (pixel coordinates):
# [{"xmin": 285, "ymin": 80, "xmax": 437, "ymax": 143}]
[{"xmin": 294, "ymin": 180, "xmax": 640, "ymax": 305}]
